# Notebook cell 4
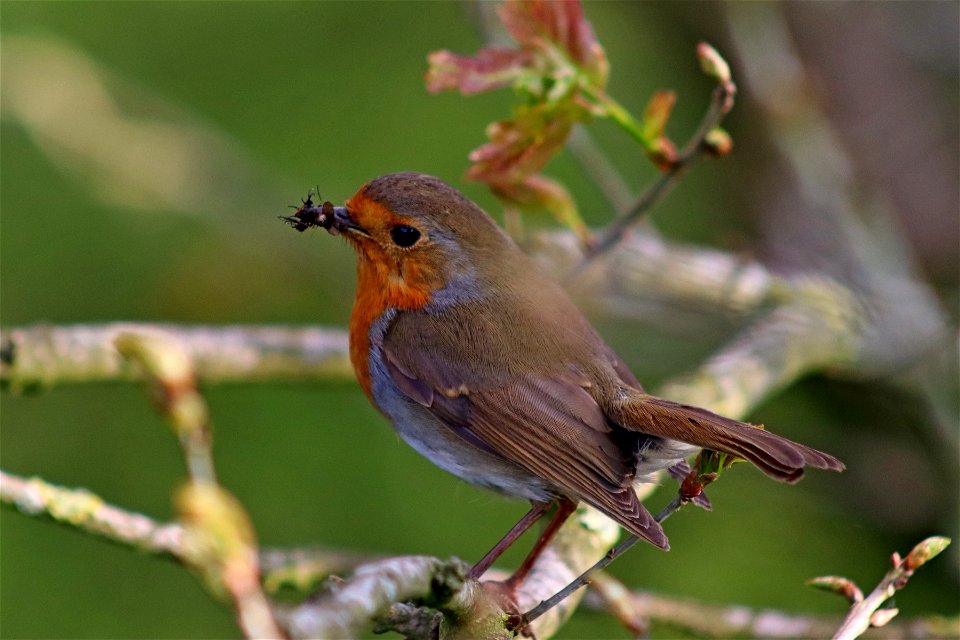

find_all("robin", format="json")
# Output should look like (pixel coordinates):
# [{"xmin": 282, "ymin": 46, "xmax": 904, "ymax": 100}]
[{"xmin": 283, "ymin": 172, "xmax": 843, "ymax": 616}]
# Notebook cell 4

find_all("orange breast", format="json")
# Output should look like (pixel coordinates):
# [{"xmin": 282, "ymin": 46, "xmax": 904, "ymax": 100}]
[{"xmin": 347, "ymin": 228, "xmax": 442, "ymax": 404}]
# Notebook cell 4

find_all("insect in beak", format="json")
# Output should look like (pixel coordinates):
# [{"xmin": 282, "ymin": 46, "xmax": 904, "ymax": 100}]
[{"xmin": 279, "ymin": 195, "xmax": 364, "ymax": 237}]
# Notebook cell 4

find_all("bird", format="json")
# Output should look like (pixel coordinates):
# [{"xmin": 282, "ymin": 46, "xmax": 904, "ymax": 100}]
[{"xmin": 282, "ymin": 171, "xmax": 844, "ymax": 614}]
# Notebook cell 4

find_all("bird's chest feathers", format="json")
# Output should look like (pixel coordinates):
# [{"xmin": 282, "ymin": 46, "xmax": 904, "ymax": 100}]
[{"xmin": 349, "ymin": 250, "xmax": 442, "ymax": 400}]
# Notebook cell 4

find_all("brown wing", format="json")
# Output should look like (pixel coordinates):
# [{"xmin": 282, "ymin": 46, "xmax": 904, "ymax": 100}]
[{"xmin": 382, "ymin": 344, "xmax": 668, "ymax": 549}]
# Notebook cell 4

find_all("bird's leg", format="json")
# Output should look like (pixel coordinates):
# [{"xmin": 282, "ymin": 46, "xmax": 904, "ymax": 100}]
[
  {"xmin": 502, "ymin": 498, "xmax": 577, "ymax": 592},
  {"xmin": 521, "ymin": 495, "xmax": 685, "ymax": 625},
  {"xmin": 469, "ymin": 500, "xmax": 551, "ymax": 580},
  {"xmin": 521, "ymin": 533, "xmax": 641, "ymax": 627}
]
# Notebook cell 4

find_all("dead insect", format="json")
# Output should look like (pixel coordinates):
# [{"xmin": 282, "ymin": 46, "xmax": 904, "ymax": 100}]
[{"xmin": 279, "ymin": 190, "xmax": 332, "ymax": 232}]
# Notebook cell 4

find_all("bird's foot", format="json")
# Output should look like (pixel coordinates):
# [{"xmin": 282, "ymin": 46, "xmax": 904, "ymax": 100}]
[{"xmin": 478, "ymin": 579, "xmax": 537, "ymax": 637}]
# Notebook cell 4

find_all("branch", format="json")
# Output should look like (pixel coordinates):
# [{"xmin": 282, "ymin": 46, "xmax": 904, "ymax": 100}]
[
  {"xmin": 0, "ymin": 469, "xmax": 370, "ymax": 592},
  {"xmin": 656, "ymin": 277, "xmax": 859, "ymax": 414},
  {"xmin": 810, "ymin": 537, "xmax": 953, "ymax": 640},
  {"xmin": 532, "ymin": 229, "xmax": 786, "ymax": 319},
  {"xmin": 117, "ymin": 332, "xmax": 285, "ymax": 639},
  {"xmin": 5, "ymin": 470, "xmax": 952, "ymax": 640},
  {"xmin": 0, "ymin": 471, "xmax": 491, "ymax": 638},
  {"xmin": 276, "ymin": 556, "xmax": 512, "ymax": 640},
  {"xmin": 585, "ymin": 44, "xmax": 737, "ymax": 260},
  {"xmin": 585, "ymin": 572, "xmax": 960, "ymax": 640},
  {"xmin": 0, "ymin": 323, "xmax": 352, "ymax": 391},
  {"xmin": 0, "ymin": 469, "xmax": 185, "ymax": 557}
]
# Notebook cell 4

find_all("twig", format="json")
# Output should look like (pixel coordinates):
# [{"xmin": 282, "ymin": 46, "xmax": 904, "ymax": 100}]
[
  {"xmin": 586, "ymin": 65, "xmax": 736, "ymax": 260},
  {"xmin": 0, "ymin": 469, "xmax": 186, "ymax": 557},
  {"xmin": 523, "ymin": 497, "xmax": 684, "ymax": 624},
  {"xmin": 116, "ymin": 332, "xmax": 217, "ymax": 483},
  {"xmin": 586, "ymin": 572, "xmax": 648, "ymax": 638},
  {"xmin": 512, "ymin": 503, "xmax": 623, "ymax": 638},
  {"xmin": 584, "ymin": 581, "xmax": 960, "ymax": 640},
  {"xmin": 0, "ymin": 467, "xmax": 289, "ymax": 639},
  {"xmin": 0, "ymin": 469, "xmax": 370, "ymax": 590},
  {"xmin": 812, "ymin": 537, "xmax": 953, "ymax": 640},
  {"xmin": 117, "ymin": 332, "xmax": 285, "ymax": 639},
  {"xmin": 656, "ymin": 277, "xmax": 860, "ymax": 416}
]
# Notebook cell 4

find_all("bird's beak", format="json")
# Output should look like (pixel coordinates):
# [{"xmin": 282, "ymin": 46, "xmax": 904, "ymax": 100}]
[{"xmin": 328, "ymin": 206, "xmax": 369, "ymax": 238}]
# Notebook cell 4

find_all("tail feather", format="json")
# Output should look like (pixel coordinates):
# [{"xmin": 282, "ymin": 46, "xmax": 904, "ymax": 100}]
[{"xmin": 611, "ymin": 390, "xmax": 845, "ymax": 483}]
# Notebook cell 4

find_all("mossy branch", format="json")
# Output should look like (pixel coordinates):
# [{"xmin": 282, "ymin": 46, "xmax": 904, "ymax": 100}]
[
  {"xmin": 1, "ymin": 323, "xmax": 352, "ymax": 392},
  {"xmin": 2, "ymin": 470, "xmax": 955, "ymax": 639}
]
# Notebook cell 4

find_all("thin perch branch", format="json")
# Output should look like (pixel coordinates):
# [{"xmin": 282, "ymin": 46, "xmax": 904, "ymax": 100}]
[{"xmin": 523, "ymin": 496, "xmax": 685, "ymax": 625}]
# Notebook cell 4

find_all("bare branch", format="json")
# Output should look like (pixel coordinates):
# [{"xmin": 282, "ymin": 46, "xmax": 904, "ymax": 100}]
[
  {"xmin": 277, "ymin": 556, "xmax": 510, "ymax": 640},
  {"xmin": 116, "ymin": 332, "xmax": 217, "ymax": 483},
  {"xmin": 657, "ymin": 278, "xmax": 860, "ymax": 415},
  {"xmin": 586, "ymin": 50, "xmax": 737, "ymax": 260},
  {"xmin": 117, "ymin": 332, "xmax": 286, "ymax": 639},
  {"xmin": 821, "ymin": 537, "xmax": 953, "ymax": 640},
  {"xmin": 1, "ymin": 323, "xmax": 352, "ymax": 391},
  {"xmin": 4, "ymin": 471, "xmax": 952, "ymax": 640},
  {"xmin": 584, "ymin": 578, "xmax": 960, "ymax": 640},
  {"xmin": 0, "ymin": 469, "xmax": 185, "ymax": 557}
]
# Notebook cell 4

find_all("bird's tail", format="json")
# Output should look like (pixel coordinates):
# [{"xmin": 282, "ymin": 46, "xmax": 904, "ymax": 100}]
[{"xmin": 609, "ymin": 389, "xmax": 844, "ymax": 483}]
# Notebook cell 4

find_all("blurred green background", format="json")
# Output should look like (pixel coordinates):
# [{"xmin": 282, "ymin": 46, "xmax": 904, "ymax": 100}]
[{"xmin": 2, "ymin": 2, "xmax": 957, "ymax": 638}]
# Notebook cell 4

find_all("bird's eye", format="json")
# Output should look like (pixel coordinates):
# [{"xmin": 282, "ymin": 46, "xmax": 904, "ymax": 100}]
[{"xmin": 390, "ymin": 224, "xmax": 421, "ymax": 248}]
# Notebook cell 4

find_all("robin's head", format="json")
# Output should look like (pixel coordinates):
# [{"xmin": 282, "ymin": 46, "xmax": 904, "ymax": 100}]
[{"xmin": 325, "ymin": 172, "xmax": 513, "ymax": 310}]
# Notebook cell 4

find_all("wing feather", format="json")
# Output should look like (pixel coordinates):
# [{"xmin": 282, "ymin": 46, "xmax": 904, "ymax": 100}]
[{"xmin": 382, "ymin": 342, "xmax": 668, "ymax": 548}]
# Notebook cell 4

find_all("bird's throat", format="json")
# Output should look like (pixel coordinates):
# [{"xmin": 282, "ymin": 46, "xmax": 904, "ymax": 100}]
[{"xmin": 349, "ymin": 255, "xmax": 439, "ymax": 401}]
